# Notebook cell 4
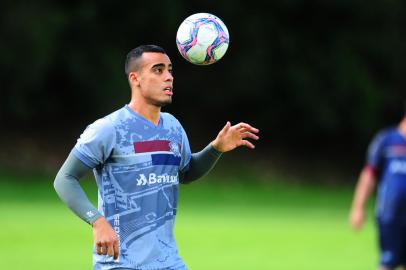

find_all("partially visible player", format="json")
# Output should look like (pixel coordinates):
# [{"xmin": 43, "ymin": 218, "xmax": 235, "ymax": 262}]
[
  {"xmin": 54, "ymin": 44, "xmax": 259, "ymax": 270},
  {"xmin": 350, "ymin": 102, "xmax": 406, "ymax": 270}
]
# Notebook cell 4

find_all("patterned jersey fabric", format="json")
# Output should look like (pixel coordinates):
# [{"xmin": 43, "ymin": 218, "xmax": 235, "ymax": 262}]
[{"xmin": 73, "ymin": 105, "xmax": 191, "ymax": 270}]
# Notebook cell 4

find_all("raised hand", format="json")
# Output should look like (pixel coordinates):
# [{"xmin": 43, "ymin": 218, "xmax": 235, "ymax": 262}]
[{"xmin": 211, "ymin": 122, "xmax": 260, "ymax": 153}]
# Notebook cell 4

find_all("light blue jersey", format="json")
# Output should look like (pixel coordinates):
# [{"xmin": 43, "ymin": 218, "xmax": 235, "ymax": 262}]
[{"xmin": 73, "ymin": 105, "xmax": 191, "ymax": 270}]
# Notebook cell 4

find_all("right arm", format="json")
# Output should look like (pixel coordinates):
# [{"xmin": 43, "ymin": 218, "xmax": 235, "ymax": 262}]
[
  {"xmin": 349, "ymin": 166, "xmax": 377, "ymax": 231},
  {"xmin": 54, "ymin": 151, "xmax": 102, "ymax": 224},
  {"xmin": 54, "ymin": 151, "xmax": 119, "ymax": 259},
  {"xmin": 350, "ymin": 130, "xmax": 386, "ymax": 231}
]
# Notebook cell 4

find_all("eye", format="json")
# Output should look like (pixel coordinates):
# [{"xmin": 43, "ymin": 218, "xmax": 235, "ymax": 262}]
[{"xmin": 153, "ymin": 68, "xmax": 162, "ymax": 74}]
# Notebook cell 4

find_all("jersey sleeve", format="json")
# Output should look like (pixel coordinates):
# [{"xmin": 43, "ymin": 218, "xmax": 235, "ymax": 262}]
[
  {"xmin": 54, "ymin": 151, "xmax": 103, "ymax": 224},
  {"xmin": 72, "ymin": 118, "xmax": 116, "ymax": 168},
  {"xmin": 366, "ymin": 130, "xmax": 387, "ymax": 172},
  {"xmin": 180, "ymin": 143, "xmax": 222, "ymax": 184},
  {"xmin": 179, "ymin": 127, "xmax": 192, "ymax": 172}
]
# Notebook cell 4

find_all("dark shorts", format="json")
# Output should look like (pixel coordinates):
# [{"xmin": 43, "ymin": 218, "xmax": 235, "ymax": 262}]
[{"xmin": 377, "ymin": 220, "xmax": 406, "ymax": 268}]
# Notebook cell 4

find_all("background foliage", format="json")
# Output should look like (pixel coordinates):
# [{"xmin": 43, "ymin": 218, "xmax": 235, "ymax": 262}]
[{"xmin": 1, "ymin": 1, "xmax": 405, "ymax": 167}]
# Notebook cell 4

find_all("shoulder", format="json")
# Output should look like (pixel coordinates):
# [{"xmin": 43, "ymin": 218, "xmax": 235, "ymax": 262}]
[
  {"xmin": 88, "ymin": 116, "xmax": 115, "ymax": 133},
  {"xmin": 367, "ymin": 127, "xmax": 396, "ymax": 156},
  {"xmin": 371, "ymin": 127, "xmax": 396, "ymax": 144},
  {"xmin": 80, "ymin": 111, "xmax": 119, "ymax": 141},
  {"xmin": 92, "ymin": 106, "xmax": 130, "ymax": 131},
  {"xmin": 104, "ymin": 106, "xmax": 128, "ymax": 124}
]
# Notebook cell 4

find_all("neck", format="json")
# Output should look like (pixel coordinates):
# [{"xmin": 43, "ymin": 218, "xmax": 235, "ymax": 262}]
[{"xmin": 128, "ymin": 99, "xmax": 161, "ymax": 126}]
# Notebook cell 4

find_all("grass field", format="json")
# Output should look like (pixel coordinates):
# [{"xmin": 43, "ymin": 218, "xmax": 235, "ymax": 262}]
[{"xmin": 0, "ymin": 168, "xmax": 378, "ymax": 270}]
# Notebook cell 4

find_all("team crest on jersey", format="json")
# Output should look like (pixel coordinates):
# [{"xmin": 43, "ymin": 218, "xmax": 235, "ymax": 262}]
[{"xmin": 169, "ymin": 141, "xmax": 181, "ymax": 157}]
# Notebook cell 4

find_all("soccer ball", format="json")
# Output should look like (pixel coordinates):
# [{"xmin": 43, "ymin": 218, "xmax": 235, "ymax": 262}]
[{"xmin": 176, "ymin": 13, "xmax": 230, "ymax": 65}]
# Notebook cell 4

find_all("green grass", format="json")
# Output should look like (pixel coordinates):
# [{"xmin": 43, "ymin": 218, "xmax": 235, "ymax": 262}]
[{"xmin": 0, "ymin": 170, "xmax": 378, "ymax": 270}]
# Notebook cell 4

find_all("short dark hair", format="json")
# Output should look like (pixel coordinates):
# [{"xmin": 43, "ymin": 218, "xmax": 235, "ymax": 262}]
[{"xmin": 125, "ymin": 45, "xmax": 166, "ymax": 76}]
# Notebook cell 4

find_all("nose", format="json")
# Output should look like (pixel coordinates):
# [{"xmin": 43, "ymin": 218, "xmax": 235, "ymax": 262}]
[{"xmin": 165, "ymin": 70, "xmax": 173, "ymax": 82}]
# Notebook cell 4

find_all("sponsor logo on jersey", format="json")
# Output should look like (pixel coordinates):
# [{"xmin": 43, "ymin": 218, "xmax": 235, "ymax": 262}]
[{"xmin": 136, "ymin": 173, "xmax": 179, "ymax": 186}]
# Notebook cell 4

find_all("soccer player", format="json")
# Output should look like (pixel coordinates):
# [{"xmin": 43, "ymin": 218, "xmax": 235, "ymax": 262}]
[
  {"xmin": 54, "ymin": 44, "xmax": 259, "ymax": 270},
  {"xmin": 350, "ymin": 105, "xmax": 406, "ymax": 270}
]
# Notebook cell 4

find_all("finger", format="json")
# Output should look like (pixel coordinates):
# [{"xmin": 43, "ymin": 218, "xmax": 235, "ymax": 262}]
[
  {"xmin": 238, "ymin": 125, "xmax": 259, "ymax": 133},
  {"xmin": 113, "ymin": 240, "xmax": 119, "ymax": 260},
  {"xmin": 238, "ymin": 127, "xmax": 250, "ymax": 133},
  {"xmin": 96, "ymin": 242, "xmax": 102, "ymax": 255},
  {"xmin": 240, "ymin": 140, "xmax": 255, "ymax": 149},
  {"xmin": 237, "ymin": 122, "xmax": 253, "ymax": 129},
  {"xmin": 102, "ymin": 243, "xmax": 108, "ymax": 255},
  {"xmin": 107, "ymin": 241, "xmax": 114, "ymax": 257},
  {"xmin": 242, "ymin": 132, "xmax": 259, "ymax": 140},
  {"xmin": 223, "ymin": 121, "xmax": 231, "ymax": 132}
]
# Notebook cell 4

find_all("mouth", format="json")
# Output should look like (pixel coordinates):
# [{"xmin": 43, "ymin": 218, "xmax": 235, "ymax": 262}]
[{"xmin": 164, "ymin": 86, "xmax": 173, "ymax": 96}]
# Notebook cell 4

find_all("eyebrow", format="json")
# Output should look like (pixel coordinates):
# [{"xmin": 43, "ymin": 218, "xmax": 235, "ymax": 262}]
[{"xmin": 151, "ymin": 63, "xmax": 172, "ymax": 69}]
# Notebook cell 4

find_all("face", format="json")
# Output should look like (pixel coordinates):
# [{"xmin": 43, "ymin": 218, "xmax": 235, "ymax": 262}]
[{"xmin": 130, "ymin": 52, "xmax": 174, "ymax": 107}]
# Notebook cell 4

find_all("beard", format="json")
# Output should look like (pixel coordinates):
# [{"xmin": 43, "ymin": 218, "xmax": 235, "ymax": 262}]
[{"xmin": 151, "ymin": 96, "xmax": 172, "ymax": 107}]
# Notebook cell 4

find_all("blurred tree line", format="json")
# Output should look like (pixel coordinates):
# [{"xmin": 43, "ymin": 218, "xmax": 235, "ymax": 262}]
[{"xmin": 0, "ymin": 0, "xmax": 405, "ymax": 170}]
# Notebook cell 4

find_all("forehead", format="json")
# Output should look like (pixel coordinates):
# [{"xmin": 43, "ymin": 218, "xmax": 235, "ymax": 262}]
[{"xmin": 140, "ymin": 52, "xmax": 171, "ymax": 68}]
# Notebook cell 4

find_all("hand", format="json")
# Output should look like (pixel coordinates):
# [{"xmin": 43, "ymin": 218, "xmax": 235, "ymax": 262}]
[
  {"xmin": 92, "ymin": 217, "xmax": 119, "ymax": 259},
  {"xmin": 211, "ymin": 122, "xmax": 259, "ymax": 153},
  {"xmin": 350, "ymin": 208, "xmax": 365, "ymax": 231}
]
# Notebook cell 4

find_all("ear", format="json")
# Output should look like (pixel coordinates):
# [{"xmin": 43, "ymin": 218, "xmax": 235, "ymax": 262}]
[{"xmin": 128, "ymin": 71, "xmax": 140, "ymax": 86}]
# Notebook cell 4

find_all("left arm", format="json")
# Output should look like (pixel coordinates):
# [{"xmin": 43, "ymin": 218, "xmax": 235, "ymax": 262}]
[
  {"xmin": 180, "ymin": 143, "xmax": 222, "ymax": 184},
  {"xmin": 180, "ymin": 121, "xmax": 259, "ymax": 183}
]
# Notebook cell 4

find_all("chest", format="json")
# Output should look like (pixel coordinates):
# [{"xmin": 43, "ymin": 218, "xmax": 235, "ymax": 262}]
[
  {"xmin": 109, "ymin": 123, "xmax": 184, "ymax": 167},
  {"xmin": 382, "ymin": 143, "xmax": 406, "ymax": 175}
]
